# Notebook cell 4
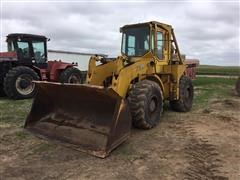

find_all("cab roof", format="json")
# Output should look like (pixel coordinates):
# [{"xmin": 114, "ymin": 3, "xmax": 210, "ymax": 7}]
[
  {"xmin": 7, "ymin": 33, "xmax": 47, "ymax": 40},
  {"xmin": 120, "ymin": 21, "xmax": 172, "ymax": 30}
]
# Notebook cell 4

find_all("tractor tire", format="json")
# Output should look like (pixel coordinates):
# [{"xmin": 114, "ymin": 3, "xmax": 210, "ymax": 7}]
[
  {"xmin": 3, "ymin": 66, "xmax": 39, "ymax": 99},
  {"xmin": 0, "ymin": 84, "xmax": 6, "ymax": 97},
  {"xmin": 236, "ymin": 77, "xmax": 240, "ymax": 96},
  {"xmin": 127, "ymin": 80, "xmax": 163, "ymax": 129},
  {"xmin": 170, "ymin": 75, "xmax": 194, "ymax": 112},
  {"xmin": 59, "ymin": 67, "xmax": 82, "ymax": 84}
]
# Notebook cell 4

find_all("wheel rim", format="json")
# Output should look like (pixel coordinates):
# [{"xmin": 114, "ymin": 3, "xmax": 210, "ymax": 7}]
[
  {"xmin": 147, "ymin": 95, "xmax": 161, "ymax": 126},
  {"xmin": 68, "ymin": 74, "xmax": 81, "ymax": 84},
  {"xmin": 15, "ymin": 74, "xmax": 35, "ymax": 95},
  {"xmin": 149, "ymin": 96, "xmax": 158, "ymax": 113}
]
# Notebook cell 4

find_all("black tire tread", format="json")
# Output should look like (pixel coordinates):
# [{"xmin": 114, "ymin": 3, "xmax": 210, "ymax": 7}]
[
  {"xmin": 170, "ymin": 75, "xmax": 193, "ymax": 112},
  {"xmin": 128, "ymin": 80, "xmax": 163, "ymax": 129},
  {"xmin": 59, "ymin": 67, "xmax": 82, "ymax": 83},
  {"xmin": 0, "ymin": 84, "xmax": 5, "ymax": 97},
  {"xmin": 3, "ymin": 66, "xmax": 39, "ymax": 99}
]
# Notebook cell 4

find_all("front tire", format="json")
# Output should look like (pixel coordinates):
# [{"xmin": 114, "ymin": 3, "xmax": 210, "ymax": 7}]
[
  {"xmin": 127, "ymin": 80, "xmax": 163, "ymax": 129},
  {"xmin": 59, "ymin": 67, "xmax": 82, "ymax": 84},
  {"xmin": 170, "ymin": 75, "xmax": 194, "ymax": 112},
  {"xmin": 3, "ymin": 66, "xmax": 39, "ymax": 99}
]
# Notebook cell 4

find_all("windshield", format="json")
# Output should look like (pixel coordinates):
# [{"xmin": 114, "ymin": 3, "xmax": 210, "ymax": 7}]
[
  {"xmin": 121, "ymin": 26, "xmax": 150, "ymax": 57},
  {"xmin": 32, "ymin": 41, "xmax": 46, "ymax": 63}
]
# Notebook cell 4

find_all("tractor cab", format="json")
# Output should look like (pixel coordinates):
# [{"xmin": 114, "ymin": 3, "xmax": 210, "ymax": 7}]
[
  {"xmin": 120, "ymin": 21, "xmax": 182, "ymax": 64},
  {"xmin": 120, "ymin": 24, "xmax": 150, "ymax": 58},
  {"xmin": 6, "ymin": 33, "xmax": 48, "ymax": 69}
]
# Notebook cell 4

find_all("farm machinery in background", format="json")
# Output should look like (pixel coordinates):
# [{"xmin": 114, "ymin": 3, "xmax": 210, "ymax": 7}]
[
  {"xmin": 25, "ymin": 21, "xmax": 199, "ymax": 158},
  {"xmin": 0, "ymin": 33, "xmax": 83, "ymax": 99}
]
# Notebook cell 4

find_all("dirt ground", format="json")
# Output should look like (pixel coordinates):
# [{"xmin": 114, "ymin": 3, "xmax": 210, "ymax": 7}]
[{"xmin": 0, "ymin": 85, "xmax": 239, "ymax": 179}]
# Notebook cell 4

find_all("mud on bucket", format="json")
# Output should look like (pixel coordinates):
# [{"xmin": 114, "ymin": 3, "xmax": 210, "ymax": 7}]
[{"xmin": 24, "ymin": 82, "xmax": 132, "ymax": 158}]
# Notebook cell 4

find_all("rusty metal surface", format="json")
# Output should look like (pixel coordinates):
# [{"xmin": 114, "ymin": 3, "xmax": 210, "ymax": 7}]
[
  {"xmin": 185, "ymin": 59, "xmax": 200, "ymax": 66},
  {"xmin": 24, "ymin": 82, "xmax": 132, "ymax": 158},
  {"xmin": 185, "ymin": 59, "xmax": 199, "ymax": 80}
]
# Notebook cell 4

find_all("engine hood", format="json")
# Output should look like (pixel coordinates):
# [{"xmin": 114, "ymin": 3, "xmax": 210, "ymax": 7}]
[{"xmin": 0, "ymin": 52, "xmax": 17, "ymax": 62}]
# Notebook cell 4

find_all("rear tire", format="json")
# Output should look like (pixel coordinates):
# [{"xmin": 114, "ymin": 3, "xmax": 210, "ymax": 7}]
[
  {"xmin": 170, "ymin": 75, "xmax": 193, "ymax": 112},
  {"xmin": 59, "ymin": 67, "xmax": 82, "ymax": 84},
  {"xmin": 127, "ymin": 80, "xmax": 163, "ymax": 129},
  {"xmin": 0, "ymin": 84, "xmax": 6, "ymax": 97},
  {"xmin": 3, "ymin": 66, "xmax": 39, "ymax": 99}
]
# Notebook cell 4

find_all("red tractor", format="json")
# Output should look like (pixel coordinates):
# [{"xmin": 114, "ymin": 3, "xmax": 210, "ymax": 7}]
[{"xmin": 0, "ymin": 33, "xmax": 83, "ymax": 99}]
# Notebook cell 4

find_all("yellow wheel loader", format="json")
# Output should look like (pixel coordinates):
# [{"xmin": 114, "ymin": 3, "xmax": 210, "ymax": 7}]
[{"xmin": 24, "ymin": 21, "xmax": 199, "ymax": 158}]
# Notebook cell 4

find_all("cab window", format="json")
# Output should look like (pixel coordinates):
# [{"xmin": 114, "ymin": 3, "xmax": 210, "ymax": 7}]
[
  {"xmin": 121, "ymin": 26, "xmax": 150, "ymax": 57},
  {"xmin": 32, "ymin": 41, "xmax": 46, "ymax": 63},
  {"xmin": 7, "ymin": 41, "xmax": 14, "ymax": 52},
  {"xmin": 157, "ymin": 32, "xmax": 164, "ymax": 59},
  {"xmin": 128, "ymin": 35, "xmax": 136, "ymax": 56},
  {"xmin": 17, "ymin": 41, "xmax": 30, "ymax": 58},
  {"xmin": 151, "ymin": 30, "xmax": 155, "ymax": 51}
]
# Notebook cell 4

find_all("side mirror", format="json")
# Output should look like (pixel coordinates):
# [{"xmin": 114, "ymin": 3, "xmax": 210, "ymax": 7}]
[{"xmin": 47, "ymin": 38, "xmax": 50, "ymax": 41}]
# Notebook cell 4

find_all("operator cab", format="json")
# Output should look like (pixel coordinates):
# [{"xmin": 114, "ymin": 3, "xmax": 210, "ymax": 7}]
[
  {"xmin": 120, "ymin": 21, "xmax": 176, "ymax": 63},
  {"xmin": 6, "ymin": 33, "xmax": 48, "ymax": 68},
  {"xmin": 121, "ymin": 25, "xmax": 150, "ymax": 57}
]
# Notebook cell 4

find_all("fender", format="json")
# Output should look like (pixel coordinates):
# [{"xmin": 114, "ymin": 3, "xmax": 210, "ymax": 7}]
[
  {"xmin": 48, "ymin": 61, "xmax": 76, "ymax": 81},
  {"xmin": 145, "ymin": 74, "xmax": 165, "ymax": 96}
]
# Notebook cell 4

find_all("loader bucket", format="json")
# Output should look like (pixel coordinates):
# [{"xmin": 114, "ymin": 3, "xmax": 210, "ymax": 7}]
[{"xmin": 24, "ymin": 82, "xmax": 131, "ymax": 158}]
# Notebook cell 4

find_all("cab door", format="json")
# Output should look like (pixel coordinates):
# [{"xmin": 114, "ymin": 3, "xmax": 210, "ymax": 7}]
[
  {"xmin": 15, "ymin": 40, "xmax": 32, "ymax": 63},
  {"xmin": 154, "ymin": 27, "xmax": 170, "ymax": 63},
  {"xmin": 31, "ymin": 40, "xmax": 48, "ymax": 69},
  {"xmin": 156, "ymin": 31, "xmax": 165, "ymax": 60}
]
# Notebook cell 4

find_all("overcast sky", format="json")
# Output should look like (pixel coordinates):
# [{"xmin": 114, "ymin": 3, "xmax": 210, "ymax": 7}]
[{"xmin": 1, "ymin": 0, "xmax": 239, "ymax": 66}]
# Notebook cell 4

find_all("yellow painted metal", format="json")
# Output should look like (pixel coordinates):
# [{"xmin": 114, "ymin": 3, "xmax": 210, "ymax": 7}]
[
  {"xmin": 88, "ymin": 52, "xmax": 152, "ymax": 94},
  {"xmin": 87, "ymin": 21, "xmax": 187, "ymax": 100}
]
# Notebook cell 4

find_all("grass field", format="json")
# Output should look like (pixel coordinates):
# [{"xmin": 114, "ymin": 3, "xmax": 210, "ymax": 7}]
[
  {"xmin": 197, "ymin": 65, "xmax": 240, "ymax": 76},
  {"xmin": 193, "ymin": 77, "xmax": 237, "ymax": 107}
]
